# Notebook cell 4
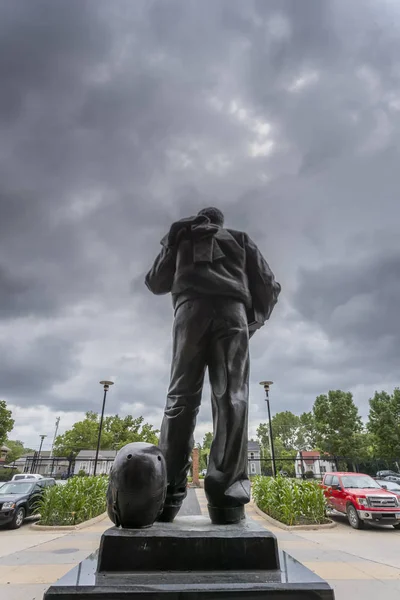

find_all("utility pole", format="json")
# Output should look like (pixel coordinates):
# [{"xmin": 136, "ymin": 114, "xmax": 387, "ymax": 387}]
[
  {"xmin": 50, "ymin": 417, "xmax": 60, "ymax": 459},
  {"xmin": 35, "ymin": 435, "xmax": 47, "ymax": 475}
]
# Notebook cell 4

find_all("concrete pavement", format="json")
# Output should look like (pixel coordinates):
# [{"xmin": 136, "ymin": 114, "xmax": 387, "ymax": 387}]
[
  {"xmin": 0, "ymin": 515, "xmax": 111, "ymax": 599},
  {"xmin": 233, "ymin": 492, "xmax": 400, "ymax": 600},
  {"xmin": 1, "ymin": 489, "xmax": 400, "ymax": 599}
]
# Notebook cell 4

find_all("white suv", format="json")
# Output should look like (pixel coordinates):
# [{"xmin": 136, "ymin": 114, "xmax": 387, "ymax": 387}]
[{"xmin": 11, "ymin": 474, "xmax": 43, "ymax": 481}]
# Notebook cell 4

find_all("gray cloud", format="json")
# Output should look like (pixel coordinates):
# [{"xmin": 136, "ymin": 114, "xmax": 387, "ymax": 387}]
[{"xmin": 1, "ymin": 0, "xmax": 400, "ymax": 446}]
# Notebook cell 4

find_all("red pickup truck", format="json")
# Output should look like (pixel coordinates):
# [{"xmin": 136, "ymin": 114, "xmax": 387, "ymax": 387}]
[{"xmin": 321, "ymin": 472, "xmax": 400, "ymax": 529}]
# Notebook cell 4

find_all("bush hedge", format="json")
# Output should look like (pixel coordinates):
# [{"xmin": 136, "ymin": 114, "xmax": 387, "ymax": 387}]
[
  {"xmin": 252, "ymin": 475, "xmax": 327, "ymax": 526},
  {"xmin": 36, "ymin": 476, "xmax": 108, "ymax": 526}
]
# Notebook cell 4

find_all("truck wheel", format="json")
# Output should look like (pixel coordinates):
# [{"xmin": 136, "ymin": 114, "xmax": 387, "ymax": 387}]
[
  {"xmin": 8, "ymin": 507, "xmax": 25, "ymax": 530},
  {"xmin": 393, "ymin": 523, "xmax": 400, "ymax": 530},
  {"xmin": 347, "ymin": 504, "xmax": 364, "ymax": 529}
]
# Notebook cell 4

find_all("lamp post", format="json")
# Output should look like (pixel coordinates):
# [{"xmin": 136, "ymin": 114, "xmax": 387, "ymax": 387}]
[
  {"xmin": 94, "ymin": 380, "xmax": 114, "ymax": 476},
  {"xmin": 259, "ymin": 381, "xmax": 277, "ymax": 477}
]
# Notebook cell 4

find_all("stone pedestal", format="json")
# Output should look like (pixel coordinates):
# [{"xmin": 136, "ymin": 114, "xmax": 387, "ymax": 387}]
[
  {"xmin": 43, "ymin": 516, "xmax": 334, "ymax": 599},
  {"xmin": 98, "ymin": 516, "xmax": 279, "ymax": 572}
]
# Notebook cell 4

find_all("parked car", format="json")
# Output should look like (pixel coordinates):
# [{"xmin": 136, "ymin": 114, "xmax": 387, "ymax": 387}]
[
  {"xmin": 201, "ymin": 469, "xmax": 207, "ymax": 476},
  {"xmin": 0, "ymin": 478, "xmax": 56, "ymax": 529},
  {"xmin": 376, "ymin": 479, "xmax": 400, "ymax": 498},
  {"xmin": 321, "ymin": 472, "xmax": 400, "ymax": 529},
  {"xmin": 376, "ymin": 470, "xmax": 400, "ymax": 482},
  {"xmin": 11, "ymin": 473, "xmax": 43, "ymax": 481}
]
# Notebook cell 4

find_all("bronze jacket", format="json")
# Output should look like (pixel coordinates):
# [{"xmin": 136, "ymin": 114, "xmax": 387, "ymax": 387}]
[{"xmin": 145, "ymin": 216, "xmax": 281, "ymax": 330}]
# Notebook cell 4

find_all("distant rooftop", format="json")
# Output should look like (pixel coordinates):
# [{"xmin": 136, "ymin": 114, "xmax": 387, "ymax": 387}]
[
  {"xmin": 248, "ymin": 441, "xmax": 260, "ymax": 451},
  {"xmin": 76, "ymin": 450, "xmax": 117, "ymax": 459}
]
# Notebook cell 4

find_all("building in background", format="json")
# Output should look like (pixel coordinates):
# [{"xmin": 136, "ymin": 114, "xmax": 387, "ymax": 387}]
[
  {"xmin": 295, "ymin": 451, "xmax": 336, "ymax": 479},
  {"xmin": 74, "ymin": 450, "xmax": 116, "ymax": 476},
  {"xmin": 248, "ymin": 441, "xmax": 262, "ymax": 475},
  {"xmin": 21, "ymin": 451, "xmax": 69, "ymax": 476}
]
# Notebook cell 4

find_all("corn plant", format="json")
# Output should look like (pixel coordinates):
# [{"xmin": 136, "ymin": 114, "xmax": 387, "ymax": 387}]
[
  {"xmin": 252, "ymin": 475, "xmax": 327, "ymax": 526},
  {"xmin": 36, "ymin": 476, "xmax": 108, "ymax": 526}
]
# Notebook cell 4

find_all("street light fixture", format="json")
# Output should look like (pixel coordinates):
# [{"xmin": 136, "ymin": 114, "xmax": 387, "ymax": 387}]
[
  {"xmin": 259, "ymin": 381, "xmax": 277, "ymax": 478},
  {"xmin": 94, "ymin": 380, "xmax": 115, "ymax": 476}
]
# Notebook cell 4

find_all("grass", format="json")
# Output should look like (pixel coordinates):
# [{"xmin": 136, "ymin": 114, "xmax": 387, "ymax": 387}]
[
  {"xmin": 252, "ymin": 475, "xmax": 328, "ymax": 526},
  {"xmin": 36, "ymin": 476, "xmax": 108, "ymax": 526}
]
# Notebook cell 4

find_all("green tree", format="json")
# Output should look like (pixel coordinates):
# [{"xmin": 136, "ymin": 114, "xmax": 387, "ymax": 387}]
[
  {"xmin": 256, "ymin": 422, "xmax": 270, "ymax": 457},
  {"xmin": 199, "ymin": 432, "xmax": 213, "ymax": 471},
  {"xmin": 53, "ymin": 412, "xmax": 159, "ymax": 457},
  {"xmin": 312, "ymin": 390, "xmax": 362, "ymax": 458},
  {"xmin": 103, "ymin": 415, "xmax": 159, "ymax": 449},
  {"xmin": 0, "ymin": 400, "xmax": 14, "ymax": 445},
  {"xmin": 255, "ymin": 423, "xmax": 296, "ymax": 477},
  {"xmin": 297, "ymin": 412, "xmax": 317, "ymax": 450},
  {"xmin": 268, "ymin": 411, "xmax": 300, "ymax": 451},
  {"xmin": 5, "ymin": 440, "xmax": 34, "ymax": 464},
  {"xmin": 368, "ymin": 389, "xmax": 400, "ymax": 459},
  {"xmin": 202, "ymin": 432, "xmax": 213, "ymax": 450},
  {"xmin": 256, "ymin": 411, "xmax": 315, "ymax": 455}
]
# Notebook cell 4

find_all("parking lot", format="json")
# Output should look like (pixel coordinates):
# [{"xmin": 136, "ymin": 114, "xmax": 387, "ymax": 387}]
[{"xmin": 1, "ymin": 490, "xmax": 400, "ymax": 600}]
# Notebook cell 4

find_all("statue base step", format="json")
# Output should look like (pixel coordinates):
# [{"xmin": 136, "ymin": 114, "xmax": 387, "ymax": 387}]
[
  {"xmin": 98, "ymin": 516, "xmax": 280, "ymax": 572},
  {"xmin": 43, "ymin": 516, "xmax": 334, "ymax": 599}
]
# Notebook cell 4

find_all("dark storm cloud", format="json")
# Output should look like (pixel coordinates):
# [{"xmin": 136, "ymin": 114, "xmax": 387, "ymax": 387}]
[
  {"xmin": 1, "ymin": 0, "xmax": 400, "ymax": 444},
  {"xmin": 295, "ymin": 250, "xmax": 400, "ymax": 348},
  {"xmin": 0, "ymin": 334, "xmax": 79, "ymax": 396}
]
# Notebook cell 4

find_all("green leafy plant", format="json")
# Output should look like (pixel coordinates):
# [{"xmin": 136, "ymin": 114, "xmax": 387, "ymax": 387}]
[
  {"xmin": 36, "ymin": 476, "xmax": 108, "ymax": 526},
  {"xmin": 0, "ymin": 470, "xmax": 16, "ymax": 482},
  {"xmin": 252, "ymin": 475, "xmax": 327, "ymax": 526}
]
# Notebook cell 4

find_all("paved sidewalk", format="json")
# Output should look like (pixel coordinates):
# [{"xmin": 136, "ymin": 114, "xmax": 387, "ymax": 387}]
[
  {"xmin": 195, "ymin": 489, "xmax": 400, "ymax": 600},
  {"xmin": 0, "ymin": 515, "xmax": 112, "ymax": 600},
  {"xmin": 2, "ymin": 489, "xmax": 400, "ymax": 599},
  {"xmin": 0, "ymin": 490, "xmax": 202, "ymax": 600}
]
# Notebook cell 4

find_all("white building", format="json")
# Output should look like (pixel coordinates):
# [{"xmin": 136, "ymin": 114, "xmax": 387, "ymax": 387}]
[
  {"xmin": 20, "ymin": 452, "xmax": 69, "ymax": 476},
  {"xmin": 74, "ymin": 450, "xmax": 116, "ymax": 476},
  {"xmin": 294, "ymin": 451, "xmax": 336, "ymax": 479},
  {"xmin": 248, "ymin": 441, "xmax": 262, "ymax": 476}
]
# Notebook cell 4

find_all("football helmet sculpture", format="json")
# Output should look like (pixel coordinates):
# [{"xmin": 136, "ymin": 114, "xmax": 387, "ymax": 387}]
[{"xmin": 106, "ymin": 442, "xmax": 167, "ymax": 528}]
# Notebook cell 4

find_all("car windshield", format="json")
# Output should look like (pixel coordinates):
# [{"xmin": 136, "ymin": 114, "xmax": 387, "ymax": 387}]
[
  {"xmin": 341, "ymin": 475, "xmax": 381, "ymax": 489},
  {"xmin": 0, "ymin": 482, "xmax": 35, "ymax": 495},
  {"xmin": 378, "ymin": 480, "xmax": 400, "ymax": 492}
]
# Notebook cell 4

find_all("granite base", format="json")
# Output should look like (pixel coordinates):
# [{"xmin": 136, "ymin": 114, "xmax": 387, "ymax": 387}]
[
  {"xmin": 98, "ymin": 516, "xmax": 280, "ymax": 572},
  {"xmin": 43, "ymin": 516, "xmax": 334, "ymax": 599}
]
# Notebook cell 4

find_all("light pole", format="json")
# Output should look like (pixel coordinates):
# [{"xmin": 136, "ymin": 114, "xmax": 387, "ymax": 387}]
[
  {"xmin": 260, "ymin": 381, "xmax": 277, "ymax": 477},
  {"xmin": 94, "ymin": 380, "xmax": 114, "ymax": 476}
]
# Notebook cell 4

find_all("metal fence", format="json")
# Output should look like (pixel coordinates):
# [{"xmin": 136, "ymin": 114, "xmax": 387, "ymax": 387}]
[
  {"xmin": 1, "ymin": 453, "xmax": 400, "ymax": 481},
  {"xmin": 246, "ymin": 456, "xmax": 400, "ymax": 479},
  {"xmin": 1, "ymin": 455, "xmax": 115, "ymax": 479}
]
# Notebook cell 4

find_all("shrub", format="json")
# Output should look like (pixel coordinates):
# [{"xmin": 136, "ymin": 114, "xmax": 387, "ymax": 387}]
[
  {"xmin": 252, "ymin": 475, "xmax": 327, "ymax": 526},
  {"xmin": 36, "ymin": 476, "xmax": 108, "ymax": 526}
]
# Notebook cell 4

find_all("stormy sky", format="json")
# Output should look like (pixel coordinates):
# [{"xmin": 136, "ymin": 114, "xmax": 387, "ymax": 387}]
[{"xmin": 1, "ymin": 0, "xmax": 399, "ymax": 451}]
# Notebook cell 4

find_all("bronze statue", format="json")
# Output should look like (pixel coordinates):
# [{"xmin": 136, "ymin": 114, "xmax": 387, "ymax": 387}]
[
  {"xmin": 106, "ymin": 442, "xmax": 167, "ymax": 528},
  {"xmin": 145, "ymin": 208, "xmax": 280, "ymax": 524}
]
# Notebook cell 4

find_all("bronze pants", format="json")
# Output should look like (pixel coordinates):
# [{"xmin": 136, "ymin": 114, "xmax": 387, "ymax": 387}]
[{"xmin": 159, "ymin": 296, "xmax": 251, "ymax": 510}]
